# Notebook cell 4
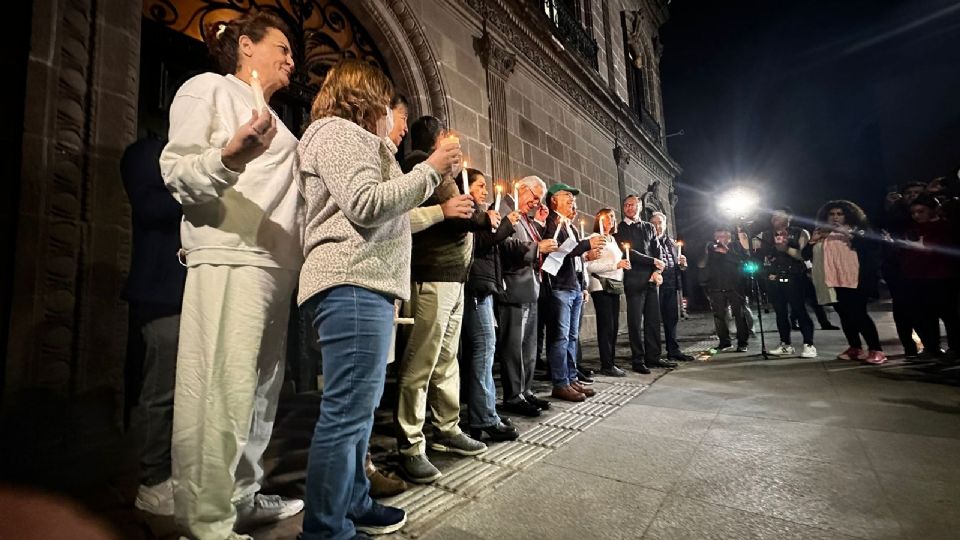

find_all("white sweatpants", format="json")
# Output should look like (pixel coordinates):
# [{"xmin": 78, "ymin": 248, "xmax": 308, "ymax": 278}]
[{"xmin": 171, "ymin": 264, "xmax": 296, "ymax": 539}]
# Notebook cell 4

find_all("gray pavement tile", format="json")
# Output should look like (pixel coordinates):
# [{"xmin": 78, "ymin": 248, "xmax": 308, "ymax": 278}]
[
  {"xmin": 876, "ymin": 472, "xmax": 960, "ymax": 540},
  {"xmin": 834, "ymin": 401, "xmax": 960, "ymax": 439},
  {"xmin": 421, "ymin": 462, "xmax": 666, "ymax": 540},
  {"xmin": 631, "ymin": 384, "xmax": 734, "ymax": 413},
  {"xmin": 643, "ymin": 495, "xmax": 858, "ymax": 540},
  {"xmin": 673, "ymin": 444, "xmax": 902, "ymax": 539},
  {"xmin": 543, "ymin": 426, "xmax": 698, "ymax": 491},
  {"xmin": 702, "ymin": 414, "xmax": 870, "ymax": 468},
  {"xmin": 856, "ymin": 429, "xmax": 960, "ymax": 482},
  {"xmin": 718, "ymin": 395, "xmax": 850, "ymax": 425},
  {"xmin": 603, "ymin": 403, "xmax": 717, "ymax": 443}
]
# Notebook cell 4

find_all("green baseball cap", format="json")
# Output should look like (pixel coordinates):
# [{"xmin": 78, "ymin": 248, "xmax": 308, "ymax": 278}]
[{"xmin": 547, "ymin": 183, "xmax": 580, "ymax": 197}]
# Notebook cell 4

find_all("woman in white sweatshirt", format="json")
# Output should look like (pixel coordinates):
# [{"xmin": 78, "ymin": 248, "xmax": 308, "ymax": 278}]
[
  {"xmin": 585, "ymin": 208, "xmax": 631, "ymax": 377},
  {"xmin": 159, "ymin": 13, "xmax": 303, "ymax": 539}
]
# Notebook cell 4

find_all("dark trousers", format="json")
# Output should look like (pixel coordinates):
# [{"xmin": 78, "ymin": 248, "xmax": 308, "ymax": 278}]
[
  {"xmin": 706, "ymin": 289, "xmax": 750, "ymax": 348},
  {"xmin": 905, "ymin": 278, "xmax": 960, "ymax": 352},
  {"xmin": 591, "ymin": 291, "xmax": 621, "ymax": 369},
  {"xmin": 793, "ymin": 274, "xmax": 833, "ymax": 328},
  {"xmin": 768, "ymin": 276, "xmax": 814, "ymax": 345},
  {"xmin": 833, "ymin": 287, "xmax": 882, "ymax": 351},
  {"xmin": 885, "ymin": 273, "xmax": 919, "ymax": 354},
  {"xmin": 659, "ymin": 284, "xmax": 681, "ymax": 357},
  {"xmin": 535, "ymin": 285, "xmax": 550, "ymax": 370},
  {"xmin": 625, "ymin": 283, "xmax": 662, "ymax": 365},
  {"xmin": 496, "ymin": 302, "xmax": 538, "ymax": 403}
]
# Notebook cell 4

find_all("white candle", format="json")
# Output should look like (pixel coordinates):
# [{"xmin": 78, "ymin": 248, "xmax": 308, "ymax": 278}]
[
  {"xmin": 580, "ymin": 219, "xmax": 585, "ymax": 238},
  {"xmin": 494, "ymin": 184, "xmax": 503, "ymax": 213},
  {"xmin": 677, "ymin": 241, "xmax": 683, "ymax": 258},
  {"xmin": 461, "ymin": 159, "xmax": 469, "ymax": 195},
  {"xmin": 513, "ymin": 182, "xmax": 519, "ymax": 209},
  {"xmin": 553, "ymin": 217, "xmax": 563, "ymax": 240},
  {"xmin": 623, "ymin": 243, "xmax": 630, "ymax": 261},
  {"xmin": 250, "ymin": 69, "xmax": 267, "ymax": 112},
  {"xmin": 599, "ymin": 216, "xmax": 606, "ymax": 237}
]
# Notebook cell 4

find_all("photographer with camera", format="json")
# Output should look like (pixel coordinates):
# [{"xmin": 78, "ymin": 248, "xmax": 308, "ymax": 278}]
[
  {"xmin": 699, "ymin": 223, "xmax": 752, "ymax": 352},
  {"xmin": 754, "ymin": 208, "xmax": 817, "ymax": 358}
]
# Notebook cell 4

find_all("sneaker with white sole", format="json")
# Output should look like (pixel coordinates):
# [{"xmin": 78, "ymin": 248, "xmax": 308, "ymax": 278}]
[
  {"xmin": 354, "ymin": 501, "xmax": 407, "ymax": 535},
  {"xmin": 800, "ymin": 344, "xmax": 818, "ymax": 358},
  {"xmin": 768, "ymin": 343, "xmax": 795, "ymax": 356},
  {"xmin": 865, "ymin": 350, "xmax": 887, "ymax": 365},
  {"xmin": 234, "ymin": 494, "xmax": 304, "ymax": 532},
  {"xmin": 134, "ymin": 478, "xmax": 174, "ymax": 516}
]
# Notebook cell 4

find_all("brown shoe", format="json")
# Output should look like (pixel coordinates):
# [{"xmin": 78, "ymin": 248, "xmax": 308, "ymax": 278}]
[
  {"xmin": 571, "ymin": 382, "xmax": 596, "ymax": 397},
  {"xmin": 551, "ymin": 385, "xmax": 586, "ymax": 402},
  {"xmin": 367, "ymin": 467, "xmax": 409, "ymax": 498}
]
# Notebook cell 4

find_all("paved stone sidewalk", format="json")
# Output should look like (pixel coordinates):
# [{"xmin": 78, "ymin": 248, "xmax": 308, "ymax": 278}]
[{"xmin": 412, "ymin": 306, "xmax": 960, "ymax": 540}]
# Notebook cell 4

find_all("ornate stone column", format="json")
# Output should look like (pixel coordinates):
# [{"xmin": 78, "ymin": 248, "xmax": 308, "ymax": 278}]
[{"xmin": 474, "ymin": 22, "xmax": 516, "ymax": 184}]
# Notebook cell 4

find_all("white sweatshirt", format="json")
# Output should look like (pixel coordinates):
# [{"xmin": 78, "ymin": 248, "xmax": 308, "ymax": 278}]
[
  {"xmin": 160, "ymin": 73, "xmax": 303, "ymax": 270},
  {"xmin": 585, "ymin": 235, "xmax": 624, "ymax": 293}
]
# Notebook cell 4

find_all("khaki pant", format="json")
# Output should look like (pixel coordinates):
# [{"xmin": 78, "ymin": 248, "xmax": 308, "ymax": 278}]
[
  {"xmin": 172, "ymin": 264, "xmax": 295, "ymax": 539},
  {"xmin": 396, "ymin": 281, "xmax": 465, "ymax": 456}
]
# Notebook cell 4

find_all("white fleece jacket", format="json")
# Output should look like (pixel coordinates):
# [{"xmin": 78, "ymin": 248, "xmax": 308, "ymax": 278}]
[{"xmin": 160, "ymin": 73, "xmax": 303, "ymax": 270}]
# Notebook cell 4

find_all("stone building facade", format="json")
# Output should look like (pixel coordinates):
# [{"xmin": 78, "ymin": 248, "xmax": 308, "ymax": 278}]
[{"xmin": 2, "ymin": 0, "xmax": 678, "ymax": 458}]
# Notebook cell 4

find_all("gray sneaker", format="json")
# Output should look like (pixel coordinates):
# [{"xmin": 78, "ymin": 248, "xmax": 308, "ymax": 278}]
[
  {"xmin": 400, "ymin": 453, "xmax": 442, "ymax": 484},
  {"xmin": 429, "ymin": 432, "xmax": 488, "ymax": 456},
  {"xmin": 234, "ymin": 494, "xmax": 304, "ymax": 532}
]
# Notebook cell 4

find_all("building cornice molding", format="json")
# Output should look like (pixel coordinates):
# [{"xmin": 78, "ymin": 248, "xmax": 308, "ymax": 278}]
[{"xmin": 455, "ymin": 0, "xmax": 681, "ymax": 180}]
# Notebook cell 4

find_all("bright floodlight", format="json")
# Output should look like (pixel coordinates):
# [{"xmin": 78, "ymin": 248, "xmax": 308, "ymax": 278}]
[{"xmin": 717, "ymin": 186, "xmax": 759, "ymax": 219}]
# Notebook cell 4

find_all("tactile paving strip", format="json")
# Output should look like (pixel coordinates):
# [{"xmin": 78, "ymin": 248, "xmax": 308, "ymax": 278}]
[{"xmin": 402, "ymin": 381, "xmax": 651, "ymax": 536}]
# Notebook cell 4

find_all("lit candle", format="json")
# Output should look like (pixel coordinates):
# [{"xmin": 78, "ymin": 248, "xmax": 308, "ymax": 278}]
[
  {"xmin": 553, "ymin": 216, "xmax": 564, "ymax": 240},
  {"xmin": 513, "ymin": 182, "xmax": 519, "ymax": 208},
  {"xmin": 599, "ymin": 216, "xmax": 606, "ymax": 237},
  {"xmin": 494, "ymin": 184, "xmax": 503, "ymax": 213},
  {"xmin": 623, "ymin": 242, "xmax": 630, "ymax": 262},
  {"xmin": 461, "ymin": 159, "xmax": 469, "ymax": 195},
  {"xmin": 250, "ymin": 69, "xmax": 267, "ymax": 112},
  {"xmin": 676, "ymin": 240, "xmax": 683, "ymax": 258}
]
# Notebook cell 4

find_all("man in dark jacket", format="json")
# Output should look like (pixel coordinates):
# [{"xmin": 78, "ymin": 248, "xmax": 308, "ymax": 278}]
[
  {"xmin": 121, "ymin": 136, "xmax": 186, "ymax": 516},
  {"xmin": 614, "ymin": 195, "xmax": 673, "ymax": 372},
  {"xmin": 495, "ymin": 176, "xmax": 557, "ymax": 416},
  {"xmin": 542, "ymin": 183, "xmax": 605, "ymax": 402},
  {"xmin": 650, "ymin": 212, "xmax": 695, "ymax": 362},
  {"xmin": 699, "ymin": 223, "xmax": 751, "ymax": 352}
]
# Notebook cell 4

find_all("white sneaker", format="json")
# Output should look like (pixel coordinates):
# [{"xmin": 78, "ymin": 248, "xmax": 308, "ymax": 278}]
[
  {"xmin": 235, "ymin": 494, "xmax": 304, "ymax": 532},
  {"xmin": 135, "ymin": 478, "xmax": 174, "ymax": 516},
  {"xmin": 768, "ymin": 343, "xmax": 795, "ymax": 356},
  {"xmin": 800, "ymin": 344, "xmax": 818, "ymax": 358}
]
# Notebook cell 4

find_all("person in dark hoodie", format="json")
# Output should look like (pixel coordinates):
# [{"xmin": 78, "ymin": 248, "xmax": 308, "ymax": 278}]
[
  {"xmin": 395, "ymin": 116, "xmax": 489, "ymax": 484},
  {"xmin": 461, "ymin": 168, "xmax": 523, "ymax": 442}
]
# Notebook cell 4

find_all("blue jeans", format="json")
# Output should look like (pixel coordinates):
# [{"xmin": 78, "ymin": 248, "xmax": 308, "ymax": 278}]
[
  {"xmin": 462, "ymin": 294, "xmax": 501, "ymax": 429},
  {"xmin": 301, "ymin": 286, "xmax": 394, "ymax": 540},
  {"xmin": 547, "ymin": 287, "xmax": 583, "ymax": 388}
]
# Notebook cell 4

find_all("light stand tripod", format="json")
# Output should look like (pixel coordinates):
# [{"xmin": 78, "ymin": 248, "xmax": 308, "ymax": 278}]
[{"xmin": 746, "ymin": 268, "xmax": 769, "ymax": 360}]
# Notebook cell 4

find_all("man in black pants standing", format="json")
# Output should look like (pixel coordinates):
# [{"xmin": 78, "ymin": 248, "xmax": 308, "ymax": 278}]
[
  {"xmin": 650, "ymin": 212, "xmax": 695, "ymax": 362},
  {"xmin": 615, "ymin": 195, "xmax": 675, "ymax": 373}
]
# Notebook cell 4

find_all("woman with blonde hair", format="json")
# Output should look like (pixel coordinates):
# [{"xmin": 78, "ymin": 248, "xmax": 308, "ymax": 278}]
[{"xmin": 297, "ymin": 59, "xmax": 460, "ymax": 539}]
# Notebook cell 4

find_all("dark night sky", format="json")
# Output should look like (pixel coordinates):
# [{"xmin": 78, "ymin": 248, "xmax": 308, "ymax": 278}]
[{"xmin": 659, "ymin": 0, "xmax": 960, "ymax": 242}]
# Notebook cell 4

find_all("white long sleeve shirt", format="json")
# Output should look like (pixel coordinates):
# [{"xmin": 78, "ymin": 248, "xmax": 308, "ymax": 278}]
[
  {"xmin": 585, "ymin": 235, "xmax": 624, "ymax": 292},
  {"xmin": 160, "ymin": 73, "xmax": 303, "ymax": 270}
]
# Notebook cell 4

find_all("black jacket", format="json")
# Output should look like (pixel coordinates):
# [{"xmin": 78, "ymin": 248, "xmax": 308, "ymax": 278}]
[
  {"xmin": 120, "ymin": 137, "xmax": 186, "ymax": 317},
  {"xmin": 542, "ymin": 211, "xmax": 592, "ymax": 291},
  {"xmin": 613, "ymin": 219, "xmax": 661, "ymax": 290},
  {"xmin": 403, "ymin": 151, "xmax": 485, "ymax": 282},
  {"xmin": 702, "ymin": 240, "xmax": 748, "ymax": 291},
  {"xmin": 465, "ymin": 207, "xmax": 528, "ymax": 297},
  {"xmin": 659, "ymin": 235, "xmax": 685, "ymax": 289}
]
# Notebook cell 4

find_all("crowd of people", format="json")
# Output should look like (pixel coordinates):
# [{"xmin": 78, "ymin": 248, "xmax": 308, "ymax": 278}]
[
  {"xmin": 118, "ymin": 12, "xmax": 960, "ymax": 540},
  {"xmin": 698, "ymin": 178, "xmax": 959, "ymax": 367}
]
